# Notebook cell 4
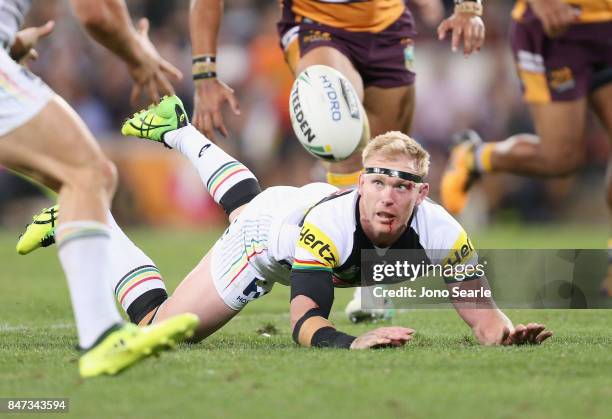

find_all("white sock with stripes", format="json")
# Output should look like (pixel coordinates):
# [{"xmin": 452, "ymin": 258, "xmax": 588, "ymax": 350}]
[
  {"xmin": 57, "ymin": 221, "xmax": 123, "ymax": 348},
  {"xmin": 164, "ymin": 125, "xmax": 260, "ymax": 214},
  {"xmin": 106, "ymin": 213, "xmax": 167, "ymax": 322}
]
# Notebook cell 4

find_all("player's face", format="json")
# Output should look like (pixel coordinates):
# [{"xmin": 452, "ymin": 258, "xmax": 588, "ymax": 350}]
[{"xmin": 358, "ymin": 155, "xmax": 429, "ymax": 246}]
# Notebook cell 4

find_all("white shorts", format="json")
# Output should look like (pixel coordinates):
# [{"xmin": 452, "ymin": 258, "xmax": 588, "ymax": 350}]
[
  {"xmin": 0, "ymin": 49, "xmax": 53, "ymax": 137},
  {"xmin": 210, "ymin": 183, "xmax": 337, "ymax": 310},
  {"xmin": 210, "ymin": 201, "xmax": 277, "ymax": 311}
]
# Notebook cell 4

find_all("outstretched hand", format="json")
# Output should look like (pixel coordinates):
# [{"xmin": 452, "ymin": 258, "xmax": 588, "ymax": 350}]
[
  {"xmin": 10, "ymin": 20, "xmax": 55, "ymax": 63},
  {"xmin": 501, "ymin": 323, "xmax": 553, "ymax": 346},
  {"xmin": 127, "ymin": 18, "xmax": 183, "ymax": 106},
  {"xmin": 192, "ymin": 78, "xmax": 240, "ymax": 141},
  {"xmin": 437, "ymin": 12, "xmax": 485, "ymax": 56},
  {"xmin": 529, "ymin": 0, "xmax": 580, "ymax": 38},
  {"xmin": 350, "ymin": 326, "xmax": 414, "ymax": 350}
]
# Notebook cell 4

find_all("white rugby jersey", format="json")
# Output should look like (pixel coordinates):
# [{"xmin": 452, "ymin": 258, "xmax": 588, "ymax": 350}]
[{"xmin": 245, "ymin": 184, "xmax": 476, "ymax": 287}]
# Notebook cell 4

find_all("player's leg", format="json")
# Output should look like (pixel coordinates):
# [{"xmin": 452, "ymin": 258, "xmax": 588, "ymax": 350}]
[
  {"xmin": 491, "ymin": 101, "xmax": 587, "ymax": 175},
  {"xmin": 1, "ymin": 95, "xmax": 171, "ymax": 325},
  {"xmin": 363, "ymin": 84, "xmax": 416, "ymax": 136},
  {"xmin": 0, "ymin": 98, "xmax": 198, "ymax": 376},
  {"xmin": 15, "ymin": 200, "xmax": 172, "ymax": 325},
  {"xmin": 0, "ymin": 95, "xmax": 124, "ymax": 347},
  {"xmin": 106, "ymin": 213, "xmax": 172, "ymax": 323},
  {"xmin": 0, "ymin": 50, "xmax": 197, "ymax": 374},
  {"xmin": 589, "ymin": 82, "xmax": 612, "ymax": 295},
  {"xmin": 17, "ymin": 96, "xmax": 261, "ymax": 329},
  {"xmin": 122, "ymin": 96, "xmax": 260, "ymax": 220},
  {"xmin": 16, "ymin": 199, "xmax": 243, "ymax": 337},
  {"xmin": 111, "ymin": 96, "xmax": 270, "ymax": 338},
  {"xmin": 441, "ymin": 99, "xmax": 588, "ymax": 214},
  {"xmin": 134, "ymin": 205, "xmax": 272, "ymax": 342},
  {"xmin": 152, "ymin": 250, "xmax": 238, "ymax": 341},
  {"xmin": 359, "ymin": 7, "xmax": 417, "ymax": 137},
  {"xmin": 278, "ymin": 17, "xmax": 366, "ymax": 187},
  {"xmin": 441, "ymin": 13, "xmax": 592, "ymax": 214}
]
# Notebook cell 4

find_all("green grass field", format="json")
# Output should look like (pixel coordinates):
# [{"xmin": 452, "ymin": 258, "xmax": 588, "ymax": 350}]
[{"xmin": 1, "ymin": 225, "xmax": 611, "ymax": 419}]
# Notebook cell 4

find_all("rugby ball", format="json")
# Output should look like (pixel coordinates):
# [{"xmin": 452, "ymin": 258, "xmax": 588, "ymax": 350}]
[{"xmin": 289, "ymin": 65, "xmax": 369, "ymax": 161}]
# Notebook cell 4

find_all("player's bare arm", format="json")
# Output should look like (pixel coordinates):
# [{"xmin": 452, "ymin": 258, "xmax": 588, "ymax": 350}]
[
  {"xmin": 411, "ymin": 0, "xmax": 444, "ymax": 27},
  {"xmin": 190, "ymin": 0, "xmax": 240, "ymax": 141},
  {"xmin": 528, "ymin": 0, "xmax": 580, "ymax": 38},
  {"xmin": 70, "ymin": 0, "xmax": 182, "ymax": 105},
  {"xmin": 9, "ymin": 20, "xmax": 55, "ymax": 64},
  {"xmin": 449, "ymin": 277, "xmax": 553, "ymax": 345},
  {"xmin": 437, "ymin": 0, "xmax": 485, "ymax": 56}
]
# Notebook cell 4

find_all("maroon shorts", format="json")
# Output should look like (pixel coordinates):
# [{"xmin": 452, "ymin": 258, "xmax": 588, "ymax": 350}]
[
  {"xmin": 277, "ymin": 9, "xmax": 416, "ymax": 88},
  {"xmin": 510, "ymin": 8, "xmax": 612, "ymax": 103}
]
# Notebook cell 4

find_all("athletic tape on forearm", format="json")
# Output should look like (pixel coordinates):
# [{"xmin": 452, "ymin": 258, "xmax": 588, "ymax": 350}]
[
  {"xmin": 292, "ymin": 308, "xmax": 356, "ymax": 348},
  {"xmin": 454, "ymin": 0, "xmax": 483, "ymax": 16},
  {"xmin": 294, "ymin": 309, "xmax": 332, "ymax": 346}
]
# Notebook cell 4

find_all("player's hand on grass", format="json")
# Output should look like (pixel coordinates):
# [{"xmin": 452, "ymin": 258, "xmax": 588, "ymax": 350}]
[
  {"xmin": 350, "ymin": 326, "xmax": 414, "ymax": 350},
  {"xmin": 193, "ymin": 78, "xmax": 240, "ymax": 141},
  {"xmin": 127, "ymin": 18, "xmax": 183, "ymax": 106},
  {"xmin": 437, "ymin": 12, "xmax": 485, "ymax": 56},
  {"xmin": 501, "ymin": 323, "xmax": 553, "ymax": 346},
  {"xmin": 10, "ymin": 20, "xmax": 55, "ymax": 64},
  {"xmin": 529, "ymin": 0, "xmax": 579, "ymax": 38}
]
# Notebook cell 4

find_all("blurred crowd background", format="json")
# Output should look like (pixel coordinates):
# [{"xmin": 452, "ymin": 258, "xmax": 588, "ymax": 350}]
[{"xmin": 0, "ymin": 0, "xmax": 609, "ymax": 230}]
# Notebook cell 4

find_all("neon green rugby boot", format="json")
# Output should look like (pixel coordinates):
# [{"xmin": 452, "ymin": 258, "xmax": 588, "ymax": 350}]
[
  {"xmin": 16, "ymin": 204, "xmax": 58, "ymax": 255},
  {"xmin": 79, "ymin": 313, "xmax": 199, "ymax": 378},
  {"xmin": 121, "ymin": 95, "xmax": 189, "ymax": 145}
]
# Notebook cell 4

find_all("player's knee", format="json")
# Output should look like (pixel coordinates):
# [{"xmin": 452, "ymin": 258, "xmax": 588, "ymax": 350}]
[
  {"xmin": 100, "ymin": 158, "xmax": 118, "ymax": 196},
  {"xmin": 90, "ymin": 156, "xmax": 117, "ymax": 195},
  {"xmin": 69, "ymin": 155, "xmax": 117, "ymax": 196}
]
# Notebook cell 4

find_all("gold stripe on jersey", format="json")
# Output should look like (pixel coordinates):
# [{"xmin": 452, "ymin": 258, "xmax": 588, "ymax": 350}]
[
  {"xmin": 291, "ymin": 0, "xmax": 405, "ymax": 33},
  {"xmin": 512, "ymin": 0, "xmax": 612, "ymax": 23},
  {"xmin": 519, "ymin": 70, "xmax": 552, "ymax": 103}
]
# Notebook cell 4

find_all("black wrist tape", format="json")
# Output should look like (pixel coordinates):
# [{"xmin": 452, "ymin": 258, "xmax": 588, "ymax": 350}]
[
  {"xmin": 193, "ymin": 71, "xmax": 217, "ymax": 80},
  {"xmin": 311, "ymin": 327, "xmax": 356, "ymax": 349}
]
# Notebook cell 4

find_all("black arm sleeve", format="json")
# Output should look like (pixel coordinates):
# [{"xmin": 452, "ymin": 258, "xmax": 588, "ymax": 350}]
[
  {"xmin": 290, "ymin": 269, "xmax": 334, "ymax": 318},
  {"xmin": 290, "ymin": 269, "xmax": 356, "ymax": 348}
]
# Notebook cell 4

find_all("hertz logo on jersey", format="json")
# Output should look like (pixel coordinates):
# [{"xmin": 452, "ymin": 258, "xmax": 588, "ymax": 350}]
[
  {"xmin": 441, "ymin": 230, "xmax": 475, "ymax": 267},
  {"xmin": 295, "ymin": 222, "xmax": 340, "ymax": 269}
]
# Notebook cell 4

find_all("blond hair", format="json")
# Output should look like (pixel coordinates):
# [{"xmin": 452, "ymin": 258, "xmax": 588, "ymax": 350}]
[{"xmin": 362, "ymin": 131, "xmax": 430, "ymax": 177}]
